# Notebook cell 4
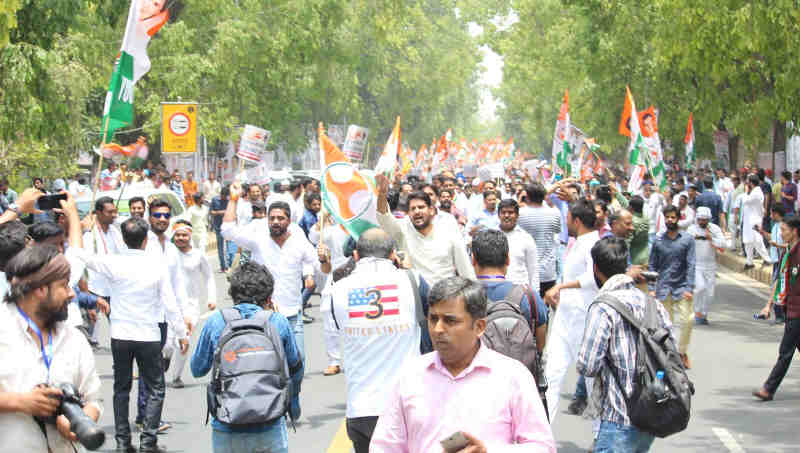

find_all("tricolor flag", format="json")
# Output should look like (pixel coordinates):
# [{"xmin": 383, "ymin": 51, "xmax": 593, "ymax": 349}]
[
  {"xmin": 685, "ymin": 113, "xmax": 695, "ymax": 169},
  {"xmin": 620, "ymin": 87, "xmax": 645, "ymax": 192},
  {"xmin": 375, "ymin": 116, "xmax": 401, "ymax": 177},
  {"xmin": 552, "ymin": 90, "xmax": 572, "ymax": 176},
  {"xmin": 319, "ymin": 123, "xmax": 380, "ymax": 241},
  {"xmin": 347, "ymin": 284, "xmax": 400, "ymax": 319},
  {"xmin": 102, "ymin": 0, "xmax": 169, "ymax": 142}
]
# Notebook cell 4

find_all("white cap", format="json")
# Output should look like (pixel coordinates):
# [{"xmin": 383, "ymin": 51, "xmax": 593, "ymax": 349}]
[
  {"xmin": 696, "ymin": 206, "xmax": 712, "ymax": 219},
  {"xmin": 472, "ymin": 177, "xmax": 481, "ymax": 187}
]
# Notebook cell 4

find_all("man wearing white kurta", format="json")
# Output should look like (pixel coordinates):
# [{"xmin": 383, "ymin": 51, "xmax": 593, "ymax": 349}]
[
  {"xmin": 542, "ymin": 199, "xmax": 600, "ymax": 423},
  {"xmin": 741, "ymin": 174, "xmax": 773, "ymax": 267},
  {"xmin": 688, "ymin": 207, "xmax": 732, "ymax": 324}
]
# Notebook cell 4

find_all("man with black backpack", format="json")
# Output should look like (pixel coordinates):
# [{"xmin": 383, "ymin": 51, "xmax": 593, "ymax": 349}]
[
  {"xmin": 471, "ymin": 229, "xmax": 549, "ymax": 409},
  {"xmin": 190, "ymin": 262, "xmax": 303, "ymax": 453},
  {"xmin": 577, "ymin": 237, "xmax": 693, "ymax": 452}
]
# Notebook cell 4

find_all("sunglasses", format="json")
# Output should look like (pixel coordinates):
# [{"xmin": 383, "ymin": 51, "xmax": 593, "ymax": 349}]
[{"xmin": 152, "ymin": 212, "xmax": 171, "ymax": 219}]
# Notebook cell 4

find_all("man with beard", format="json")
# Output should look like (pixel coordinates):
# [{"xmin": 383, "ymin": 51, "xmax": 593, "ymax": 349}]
[
  {"xmin": 688, "ymin": 207, "xmax": 731, "ymax": 326},
  {"xmin": 129, "ymin": 196, "xmax": 146, "ymax": 218},
  {"xmin": 498, "ymin": 199, "xmax": 540, "ymax": 293},
  {"xmin": 375, "ymin": 174, "xmax": 475, "ymax": 286},
  {"xmin": 221, "ymin": 185, "xmax": 331, "ymax": 421},
  {"xmin": 542, "ymin": 198, "xmax": 600, "ymax": 422},
  {"xmin": 649, "ymin": 205, "xmax": 696, "ymax": 369},
  {"xmin": 0, "ymin": 245, "xmax": 103, "ymax": 453},
  {"xmin": 77, "ymin": 218, "xmax": 187, "ymax": 453},
  {"xmin": 166, "ymin": 220, "xmax": 217, "ymax": 389},
  {"xmin": 468, "ymin": 190, "xmax": 500, "ymax": 235},
  {"xmin": 419, "ymin": 184, "xmax": 460, "ymax": 233}
]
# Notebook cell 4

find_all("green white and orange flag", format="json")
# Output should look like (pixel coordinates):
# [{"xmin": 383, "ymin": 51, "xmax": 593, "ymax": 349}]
[
  {"xmin": 552, "ymin": 90, "xmax": 573, "ymax": 176},
  {"xmin": 620, "ymin": 87, "xmax": 646, "ymax": 192},
  {"xmin": 102, "ymin": 0, "xmax": 169, "ymax": 142},
  {"xmin": 375, "ymin": 116, "xmax": 401, "ymax": 177},
  {"xmin": 319, "ymin": 123, "xmax": 380, "ymax": 240},
  {"xmin": 685, "ymin": 112, "xmax": 695, "ymax": 169}
]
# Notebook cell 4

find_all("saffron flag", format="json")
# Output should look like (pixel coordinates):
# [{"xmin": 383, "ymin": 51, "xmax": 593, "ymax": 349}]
[
  {"xmin": 319, "ymin": 124, "xmax": 380, "ymax": 241},
  {"xmin": 102, "ymin": 0, "xmax": 169, "ymax": 142},
  {"xmin": 685, "ymin": 113, "xmax": 695, "ymax": 169},
  {"xmin": 621, "ymin": 87, "xmax": 646, "ymax": 192},
  {"xmin": 375, "ymin": 116, "xmax": 401, "ymax": 177}
]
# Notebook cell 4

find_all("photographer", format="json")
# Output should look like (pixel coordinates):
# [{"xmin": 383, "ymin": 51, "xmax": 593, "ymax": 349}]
[{"xmin": 0, "ymin": 245, "xmax": 102, "ymax": 453}]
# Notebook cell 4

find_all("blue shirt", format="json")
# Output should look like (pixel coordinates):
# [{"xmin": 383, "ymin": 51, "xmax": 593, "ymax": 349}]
[
  {"xmin": 210, "ymin": 196, "xmax": 228, "ymax": 231},
  {"xmin": 695, "ymin": 189, "xmax": 723, "ymax": 226},
  {"xmin": 298, "ymin": 209, "xmax": 318, "ymax": 238},
  {"xmin": 191, "ymin": 303, "xmax": 303, "ymax": 433},
  {"xmin": 483, "ymin": 280, "xmax": 548, "ymax": 327},
  {"xmin": 648, "ymin": 231, "xmax": 696, "ymax": 300},
  {"xmin": 548, "ymin": 194, "xmax": 570, "ymax": 244},
  {"xmin": 770, "ymin": 222, "xmax": 783, "ymax": 263}
]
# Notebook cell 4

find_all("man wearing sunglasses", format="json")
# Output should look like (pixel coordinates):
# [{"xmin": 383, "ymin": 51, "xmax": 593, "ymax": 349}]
[{"xmin": 132, "ymin": 198, "xmax": 192, "ymax": 436}]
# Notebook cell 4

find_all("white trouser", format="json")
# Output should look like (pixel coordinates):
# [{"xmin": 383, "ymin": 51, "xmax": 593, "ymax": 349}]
[
  {"xmin": 164, "ymin": 317, "xmax": 195, "ymax": 382},
  {"xmin": 744, "ymin": 238, "xmax": 771, "ymax": 265},
  {"xmin": 544, "ymin": 303, "xmax": 592, "ymax": 424},
  {"xmin": 320, "ymin": 278, "xmax": 341, "ymax": 367},
  {"xmin": 192, "ymin": 233, "xmax": 208, "ymax": 253},
  {"xmin": 694, "ymin": 267, "xmax": 716, "ymax": 316}
]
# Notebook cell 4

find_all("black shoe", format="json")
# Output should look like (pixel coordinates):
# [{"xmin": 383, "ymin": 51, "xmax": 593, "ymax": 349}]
[
  {"xmin": 567, "ymin": 397, "xmax": 587, "ymax": 415},
  {"xmin": 743, "ymin": 264, "xmax": 754, "ymax": 271},
  {"xmin": 139, "ymin": 445, "xmax": 167, "ymax": 453},
  {"xmin": 115, "ymin": 445, "xmax": 136, "ymax": 453},
  {"xmin": 302, "ymin": 313, "xmax": 314, "ymax": 324}
]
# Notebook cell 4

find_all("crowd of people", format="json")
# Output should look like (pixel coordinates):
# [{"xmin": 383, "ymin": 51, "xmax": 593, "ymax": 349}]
[{"xmin": 0, "ymin": 155, "xmax": 799, "ymax": 453}]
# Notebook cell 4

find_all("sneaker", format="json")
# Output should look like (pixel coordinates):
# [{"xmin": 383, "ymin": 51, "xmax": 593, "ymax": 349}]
[
  {"xmin": 168, "ymin": 378, "xmax": 185, "ymax": 389},
  {"xmin": 567, "ymin": 397, "xmax": 587, "ymax": 416},
  {"xmin": 302, "ymin": 313, "xmax": 314, "ymax": 324},
  {"xmin": 134, "ymin": 420, "xmax": 143, "ymax": 432}
]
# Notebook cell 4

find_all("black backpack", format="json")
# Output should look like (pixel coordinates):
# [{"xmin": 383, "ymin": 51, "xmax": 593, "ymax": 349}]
[
  {"xmin": 481, "ymin": 285, "xmax": 547, "ymax": 397},
  {"xmin": 592, "ymin": 293, "xmax": 695, "ymax": 438}
]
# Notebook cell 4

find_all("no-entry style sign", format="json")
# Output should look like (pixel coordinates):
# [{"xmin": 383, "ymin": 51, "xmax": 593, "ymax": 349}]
[{"xmin": 162, "ymin": 102, "xmax": 198, "ymax": 153}]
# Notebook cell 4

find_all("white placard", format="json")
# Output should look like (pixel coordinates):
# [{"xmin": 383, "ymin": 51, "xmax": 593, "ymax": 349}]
[
  {"xmin": 237, "ymin": 125, "xmax": 271, "ymax": 163},
  {"xmin": 343, "ymin": 125, "xmax": 369, "ymax": 162}
]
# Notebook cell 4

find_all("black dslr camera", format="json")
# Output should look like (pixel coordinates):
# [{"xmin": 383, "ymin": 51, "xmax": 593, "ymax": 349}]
[{"xmin": 34, "ymin": 383, "xmax": 105, "ymax": 450}]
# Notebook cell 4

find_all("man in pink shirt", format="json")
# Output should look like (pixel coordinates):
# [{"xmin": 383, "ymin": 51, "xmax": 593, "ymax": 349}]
[{"xmin": 369, "ymin": 277, "xmax": 556, "ymax": 453}]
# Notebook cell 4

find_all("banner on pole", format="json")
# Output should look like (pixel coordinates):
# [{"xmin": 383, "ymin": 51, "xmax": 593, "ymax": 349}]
[
  {"xmin": 343, "ymin": 125, "xmax": 369, "ymax": 162},
  {"xmin": 237, "ymin": 125, "xmax": 271, "ymax": 163},
  {"xmin": 161, "ymin": 103, "xmax": 198, "ymax": 153}
]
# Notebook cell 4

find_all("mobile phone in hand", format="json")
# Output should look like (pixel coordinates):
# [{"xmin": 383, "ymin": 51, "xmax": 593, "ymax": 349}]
[
  {"xmin": 37, "ymin": 193, "xmax": 67, "ymax": 210},
  {"xmin": 440, "ymin": 431, "xmax": 470, "ymax": 453}
]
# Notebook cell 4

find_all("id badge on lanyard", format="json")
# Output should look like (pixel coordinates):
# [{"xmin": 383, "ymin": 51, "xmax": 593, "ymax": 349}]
[{"xmin": 17, "ymin": 306, "xmax": 54, "ymax": 383}]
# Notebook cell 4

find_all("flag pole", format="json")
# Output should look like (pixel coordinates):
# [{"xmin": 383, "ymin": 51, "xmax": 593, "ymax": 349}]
[{"xmin": 91, "ymin": 116, "xmax": 112, "ymax": 209}]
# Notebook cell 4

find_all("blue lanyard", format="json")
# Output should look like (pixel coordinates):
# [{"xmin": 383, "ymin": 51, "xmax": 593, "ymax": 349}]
[{"xmin": 17, "ymin": 306, "xmax": 54, "ymax": 382}]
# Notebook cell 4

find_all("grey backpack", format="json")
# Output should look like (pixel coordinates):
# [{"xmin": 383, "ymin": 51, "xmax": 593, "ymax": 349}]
[
  {"xmin": 481, "ymin": 285, "xmax": 542, "ymax": 383},
  {"xmin": 207, "ymin": 308, "xmax": 291, "ymax": 426}
]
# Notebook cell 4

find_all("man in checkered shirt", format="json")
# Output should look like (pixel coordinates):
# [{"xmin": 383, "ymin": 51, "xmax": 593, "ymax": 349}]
[{"xmin": 576, "ymin": 237, "xmax": 674, "ymax": 453}]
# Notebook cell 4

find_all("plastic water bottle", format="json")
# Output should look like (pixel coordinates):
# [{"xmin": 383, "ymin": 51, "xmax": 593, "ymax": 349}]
[{"xmin": 652, "ymin": 370, "xmax": 669, "ymax": 403}]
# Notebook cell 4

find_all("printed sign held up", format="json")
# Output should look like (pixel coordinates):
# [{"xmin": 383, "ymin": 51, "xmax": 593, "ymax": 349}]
[
  {"xmin": 238, "ymin": 125, "xmax": 270, "ymax": 163},
  {"xmin": 343, "ymin": 125, "xmax": 369, "ymax": 162}
]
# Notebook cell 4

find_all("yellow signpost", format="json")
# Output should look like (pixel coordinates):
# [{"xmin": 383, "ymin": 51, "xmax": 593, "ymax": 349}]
[{"xmin": 161, "ymin": 102, "xmax": 198, "ymax": 153}]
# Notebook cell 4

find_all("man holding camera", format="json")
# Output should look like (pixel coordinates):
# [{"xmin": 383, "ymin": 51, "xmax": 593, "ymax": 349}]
[{"xmin": 0, "ymin": 245, "xmax": 103, "ymax": 453}]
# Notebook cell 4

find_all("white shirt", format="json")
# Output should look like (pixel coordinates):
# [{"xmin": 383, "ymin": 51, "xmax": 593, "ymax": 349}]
[
  {"xmin": 559, "ymin": 230, "xmax": 600, "ymax": 313},
  {"xmin": 203, "ymin": 180, "xmax": 221, "ymax": 200},
  {"xmin": 741, "ymin": 186, "xmax": 764, "ymax": 244},
  {"xmin": 454, "ymin": 191, "xmax": 470, "ymax": 218},
  {"xmin": 67, "ymin": 180, "xmax": 89, "ymax": 197},
  {"xmin": 377, "ymin": 211, "xmax": 476, "ymax": 285},
  {"xmin": 186, "ymin": 204, "xmax": 209, "ymax": 236},
  {"xmin": 176, "ymin": 247, "xmax": 216, "ymax": 321},
  {"xmin": 331, "ymin": 258, "xmax": 421, "ymax": 418},
  {"xmin": 221, "ymin": 220, "xmax": 321, "ymax": 316},
  {"xmin": 77, "ymin": 248, "xmax": 186, "ymax": 341},
  {"xmin": 646, "ymin": 193, "xmax": 666, "ymax": 234},
  {"xmin": 145, "ymin": 231, "xmax": 190, "ymax": 318},
  {"xmin": 236, "ymin": 199, "xmax": 253, "ymax": 226},
  {"xmin": 687, "ymin": 222, "xmax": 731, "ymax": 269},
  {"xmin": 672, "ymin": 190, "xmax": 688, "ymax": 207},
  {"xmin": 677, "ymin": 206, "xmax": 695, "ymax": 231},
  {"xmin": 0, "ymin": 304, "xmax": 103, "ymax": 453},
  {"xmin": 82, "ymin": 224, "xmax": 125, "ymax": 297},
  {"xmin": 503, "ymin": 226, "xmax": 540, "ymax": 293},
  {"xmin": 434, "ymin": 210, "xmax": 461, "ymax": 234}
]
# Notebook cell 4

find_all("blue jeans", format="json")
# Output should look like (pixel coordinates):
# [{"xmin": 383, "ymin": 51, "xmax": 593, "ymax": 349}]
[
  {"xmin": 595, "ymin": 421, "xmax": 655, "ymax": 453},
  {"xmin": 285, "ymin": 313, "xmax": 305, "ymax": 421},
  {"xmin": 215, "ymin": 231, "xmax": 236, "ymax": 269},
  {"xmin": 212, "ymin": 421, "xmax": 288, "ymax": 453}
]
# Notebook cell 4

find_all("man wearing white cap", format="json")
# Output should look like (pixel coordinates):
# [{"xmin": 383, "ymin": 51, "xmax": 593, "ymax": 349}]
[{"xmin": 687, "ymin": 206, "xmax": 731, "ymax": 325}]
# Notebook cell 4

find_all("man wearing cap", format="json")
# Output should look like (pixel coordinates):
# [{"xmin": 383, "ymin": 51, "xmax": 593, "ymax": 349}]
[{"xmin": 687, "ymin": 207, "xmax": 731, "ymax": 325}]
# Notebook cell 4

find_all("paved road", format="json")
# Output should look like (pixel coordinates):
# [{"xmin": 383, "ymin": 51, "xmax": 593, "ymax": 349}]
[{"xmin": 89, "ymin": 255, "xmax": 799, "ymax": 452}]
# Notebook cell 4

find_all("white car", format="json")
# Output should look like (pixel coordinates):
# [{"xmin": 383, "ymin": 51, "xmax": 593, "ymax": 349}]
[{"xmin": 75, "ymin": 187, "xmax": 187, "ymax": 227}]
